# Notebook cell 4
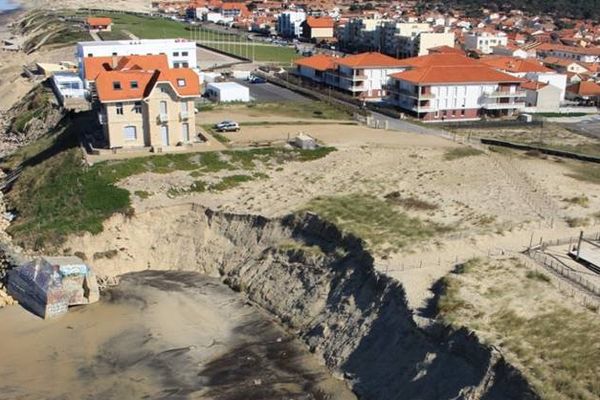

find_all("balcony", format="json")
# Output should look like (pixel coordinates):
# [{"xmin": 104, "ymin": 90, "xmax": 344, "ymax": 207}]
[
  {"xmin": 180, "ymin": 111, "xmax": 189, "ymax": 120},
  {"xmin": 385, "ymin": 85, "xmax": 435, "ymax": 99},
  {"xmin": 98, "ymin": 113, "xmax": 107, "ymax": 125},
  {"xmin": 485, "ymin": 90, "xmax": 526, "ymax": 98},
  {"xmin": 482, "ymin": 101, "xmax": 526, "ymax": 110},
  {"xmin": 158, "ymin": 113, "xmax": 168, "ymax": 123}
]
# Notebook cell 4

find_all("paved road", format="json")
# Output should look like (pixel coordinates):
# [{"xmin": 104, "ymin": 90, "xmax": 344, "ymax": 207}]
[
  {"xmin": 233, "ymin": 79, "xmax": 309, "ymax": 103},
  {"xmin": 566, "ymin": 114, "xmax": 600, "ymax": 139}
]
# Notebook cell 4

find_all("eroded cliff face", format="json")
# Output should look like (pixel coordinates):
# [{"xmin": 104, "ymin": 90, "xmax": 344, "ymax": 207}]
[{"xmin": 66, "ymin": 205, "xmax": 540, "ymax": 400}]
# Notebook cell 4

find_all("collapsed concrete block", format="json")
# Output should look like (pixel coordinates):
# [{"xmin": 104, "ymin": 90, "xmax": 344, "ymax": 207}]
[{"xmin": 7, "ymin": 256, "xmax": 100, "ymax": 319}]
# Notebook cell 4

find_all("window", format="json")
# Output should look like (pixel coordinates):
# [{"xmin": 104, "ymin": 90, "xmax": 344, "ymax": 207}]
[
  {"xmin": 452, "ymin": 110, "xmax": 456, "ymax": 117},
  {"xmin": 116, "ymin": 102, "xmax": 123, "ymax": 115},
  {"xmin": 181, "ymin": 102, "xmax": 188, "ymax": 112},
  {"xmin": 174, "ymin": 62, "xmax": 180, "ymax": 68},
  {"xmin": 112, "ymin": 52, "xmax": 117, "ymax": 56},
  {"xmin": 177, "ymin": 79, "xmax": 186, "ymax": 87},
  {"xmin": 182, "ymin": 51, "xmax": 188, "ymax": 56},
  {"xmin": 461, "ymin": 109, "xmax": 465, "ymax": 116},
  {"xmin": 123, "ymin": 125, "xmax": 137, "ymax": 140},
  {"xmin": 182, "ymin": 123, "xmax": 190, "ymax": 142},
  {"xmin": 87, "ymin": 53, "xmax": 93, "ymax": 57},
  {"xmin": 134, "ymin": 101, "xmax": 142, "ymax": 114},
  {"xmin": 113, "ymin": 81, "xmax": 122, "ymax": 90},
  {"xmin": 160, "ymin": 101, "xmax": 167, "ymax": 114},
  {"xmin": 182, "ymin": 62, "xmax": 189, "ymax": 68},
  {"xmin": 173, "ymin": 52, "xmax": 180, "ymax": 57},
  {"xmin": 161, "ymin": 87, "xmax": 168, "ymax": 93},
  {"xmin": 130, "ymin": 81, "xmax": 139, "ymax": 89}
]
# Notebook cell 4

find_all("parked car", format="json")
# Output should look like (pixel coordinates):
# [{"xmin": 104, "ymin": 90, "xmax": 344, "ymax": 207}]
[
  {"xmin": 215, "ymin": 121, "xmax": 240, "ymax": 132},
  {"xmin": 248, "ymin": 75, "xmax": 266, "ymax": 84}
]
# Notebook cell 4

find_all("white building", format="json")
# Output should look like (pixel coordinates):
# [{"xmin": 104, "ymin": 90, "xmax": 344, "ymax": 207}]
[
  {"xmin": 277, "ymin": 11, "xmax": 306, "ymax": 38},
  {"xmin": 294, "ymin": 52, "xmax": 407, "ymax": 101},
  {"xmin": 76, "ymin": 39, "xmax": 198, "ymax": 80},
  {"xmin": 205, "ymin": 82, "xmax": 250, "ymax": 102},
  {"xmin": 464, "ymin": 31, "xmax": 508, "ymax": 54},
  {"xmin": 386, "ymin": 53, "xmax": 526, "ymax": 122},
  {"xmin": 51, "ymin": 72, "xmax": 86, "ymax": 109}
]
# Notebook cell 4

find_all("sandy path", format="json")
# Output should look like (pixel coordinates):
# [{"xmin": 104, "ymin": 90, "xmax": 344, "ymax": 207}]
[{"xmin": 0, "ymin": 270, "xmax": 355, "ymax": 400}]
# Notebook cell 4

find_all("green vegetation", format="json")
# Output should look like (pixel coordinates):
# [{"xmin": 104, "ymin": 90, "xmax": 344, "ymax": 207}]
[
  {"xmin": 134, "ymin": 190, "xmax": 150, "ymax": 199},
  {"xmin": 534, "ymin": 112, "xmax": 590, "ymax": 118},
  {"xmin": 5, "ymin": 113, "xmax": 335, "ymax": 249},
  {"xmin": 562, "ymin": 195, "xmax": 589, "ymax": 207},
  {"xmin": 246, "ymin": 102, "xmax": 354, "ymax": 120},
  {"xmin": 384, "ymin": 192, "xmax": 439, "ymax": 211},
  {"xmin": 302, "ymin": 194, "xmax": 450, "ymax": 253},
  {"xmin": 443, "ymin": 147, "xmax": 485, "ymax": 161},
  {"xmin": 566, "ymin": 164, "xmax": 600, "ymax": 184},
  {"xmin": 436, "ymin": 257, "xmax": 600, "ymax": 400},
  {"xmin": 9, "ymin": 87, "xmax": 52, "ymax": 134},
  {"xmin": 212, "ymin": 133, "xmax": 231, "ymax": 144},
  {"xmin": 96, "ymin": 12, "xmax": 298, "ymax": 63},
  {"xmin": 435, "ymin": 0, "xmax": 600, "ymax": 20},
  {"xmin": 565, "ymin": 217, "xmax": 590, "ymax": 228}
]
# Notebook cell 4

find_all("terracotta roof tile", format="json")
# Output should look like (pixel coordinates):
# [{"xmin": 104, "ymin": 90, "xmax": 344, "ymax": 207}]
[
  {"xmin": 336, "ymin": 52, "xmax": 406, "ymax": 68},
  {"xmin": 567, "ymin": 80, "xmax": 600, "ymax": 96},
  {"xmin": 294, "ymin": 54, "xmax": 337, "ymax": 71},
  {"xmin": 480, "ymin": 56, "xmax": 553, "ymax": 73},
  {"xmin": 305, "ymin": 16, "xmax": 334, "ymax": 29},
  {"xmin": 390, "ymin": 65, "xmax": 525, "ymax": 85},
  {"xmin": 84, "ymin": 54, "xmax": 169, "ymax": 81},
  {"xmin": 87, "ymin": 17, "xmax": 112, "ymax": 26}
]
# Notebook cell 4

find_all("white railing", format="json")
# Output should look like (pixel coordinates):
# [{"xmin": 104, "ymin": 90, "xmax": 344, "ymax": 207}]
[
  {"xmin": 158, "ymin": 113, "xmax": 168, "ymax": 123},
  {"xmin": 485, "ymin": 90, "xmax": 526, "ymax": 98},
  {"xmin": 482, "ymin": 102, "xmax": 526, "ymax": 110}
]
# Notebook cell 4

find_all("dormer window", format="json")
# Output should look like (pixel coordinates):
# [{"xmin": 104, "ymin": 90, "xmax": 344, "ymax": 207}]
[
  {"xmin": 130, "ymin": 81, "xmax": 139, "ymax": 89},
  {"xmin": 113, "ymin": 81, "xmax": 122, "ymax": 90},
  {"xmin": 177, "ymin": 79, "xmax": 186, "ymax": 87}
]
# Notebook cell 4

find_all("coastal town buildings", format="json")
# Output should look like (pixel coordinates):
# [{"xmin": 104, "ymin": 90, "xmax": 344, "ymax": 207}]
[
  {"xmin": 301, "ymin": 17, "xmax": 335, "ymax": 42},
  {"xmin": 464, "ymin": 31, "xmax": 508, "ymax": 54},
  {"xmin": 86, "ymin": 17, "xmax": 113, "ymax": 32},
  {"xmin": 76, "ymin": 39, "xmax": 198, "ymax": 84},
  {"xmin": 277, "ymin": 10, "xmax": 306, "ymax": 38}
]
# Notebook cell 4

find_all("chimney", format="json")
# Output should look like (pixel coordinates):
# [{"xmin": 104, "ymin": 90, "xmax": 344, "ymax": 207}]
[{"xmin": 111, "ymin": 55, "xmax": 119, "ymax": 69}]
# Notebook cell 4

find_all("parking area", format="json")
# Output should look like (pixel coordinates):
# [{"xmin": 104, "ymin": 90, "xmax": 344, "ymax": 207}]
[
  {"xmin": 567, "ymin": 115, "xmax": 600, "ymax": 139},
  {"xmin": 232, "ymin": 79, "xmax": 309, "ymax": 103}
]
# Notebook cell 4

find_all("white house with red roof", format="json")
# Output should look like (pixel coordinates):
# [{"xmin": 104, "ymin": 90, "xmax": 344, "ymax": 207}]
[
  {"xmin": 86, "ymin": 17, "xmax": 112, "ymax": 33},
  {"xmin": 386, "ymin": 54, "xmax": 526, "ymax": 121},
  {"xmin": 294, "ymin": 52, "xmax": 407, "ymax": 100}
]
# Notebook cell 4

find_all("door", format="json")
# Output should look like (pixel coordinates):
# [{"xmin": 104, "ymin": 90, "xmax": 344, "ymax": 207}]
[
  {"xmin": 161, "ymin": 125, "xmax": 169, "ymax": 146},
  {"xmin": 182, "ymin": 123, "xmax": 190, "ymax": 142}
]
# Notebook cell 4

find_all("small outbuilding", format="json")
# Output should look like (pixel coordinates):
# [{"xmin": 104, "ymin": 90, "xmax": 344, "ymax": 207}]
[
  {"xmin": 293, "ymin": 133, "xmax": 317, "ymax": 150},
  {"xmin": 205, "ymin": 82, "xmax": 250, "ymax": 103},
  {"xmin": 86, "ymin": 17, "xmax": 113, "ymax": 32},
  {"xmin": 8, "ymin": 256, "xmax": 100, "ymax": 319},
  {"xmin": 51, "ymin": 72, "xmax": 89, "ymax": 111}
]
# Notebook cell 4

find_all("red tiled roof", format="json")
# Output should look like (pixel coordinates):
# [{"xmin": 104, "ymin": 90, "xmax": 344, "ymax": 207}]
[
  {"xmin": 305, "ymin": 16, "xmax": 334, "ymax": 29},
  {"xmin": 294, "ymin": 54, "xmax": 337, "ymax": 71},
  {"xmin": 390, "ymin": 64, "xmax": 525, "ymax": 85},
  {"xmin": 96, "ymin": 68, "xmax": 200, "ymax": 102},
  {"xmin": 336, "ymin": 52, "xmax": 406, "ymax": 68},
  {"xmin": 84, "ymin": 55, "xmax": 169, "ymax": 81},
  {"xmin": 521, "ymin": 80, "xmax": 549, "ymax": 90},
  {"xmin": 480, "ymin": 56, "xmax": 553, "ymax": 73},
  {"xmin": 87, "ymin": 17, "xmax": 112, "ymax": 26},
  {"xmin": 567, "ymin": 80, "xmax": 600, "ymax": 96},
  {"xmin": 428, "ymin": 45, "xmax": 465, "ymax": 55}
]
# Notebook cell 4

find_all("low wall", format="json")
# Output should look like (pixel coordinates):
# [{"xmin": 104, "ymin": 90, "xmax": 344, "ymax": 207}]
[{"xmin": 481, "ymin": 138, "xmax": 600, "ymax": 163}]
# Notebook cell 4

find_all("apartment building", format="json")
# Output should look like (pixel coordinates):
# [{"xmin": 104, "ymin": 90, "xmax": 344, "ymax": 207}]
[
  {"xmin": 337, "ymin": 20, "xmax": 454, "ymax": 58},
  {"xmin": 535, "ymin": 43, "xmax": 600, "ymax": 63},
  {"xmin": 277, "ymin": 10, "xmax": 306, "ymax": 38},
  {"xmin": 96, "ymin": 65, "xmax": 201, "ymax": 150},
  {"xmin": 480, "ymin": 56, "xmax": 567, "ymax": 100},
  {"xmin": 386, "ymin": 54, "xmax": 526, "ymax": 121},
  {"xmin": 294, "ymin": 52, "xmax": 406, "ymax": 100},
  {"xmin": 464, "ymin": 31, "xmax": 508, "ymax": 54},
  {"xmin": 76, "ymin": 39, "xmax": 198, "ymax": 82}
]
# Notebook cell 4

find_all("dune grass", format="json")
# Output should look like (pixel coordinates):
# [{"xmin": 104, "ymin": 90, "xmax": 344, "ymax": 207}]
[
  {"xmin": 437, "ymin": 258, "xmax": 600, "ymax": 400},
  {"xmin": 443, "ymin": 147, "xmax": 485, "ymax": 161},
  {"xmin": 303, "ymin": 194, "xmax": 450, "ymax": 253}
]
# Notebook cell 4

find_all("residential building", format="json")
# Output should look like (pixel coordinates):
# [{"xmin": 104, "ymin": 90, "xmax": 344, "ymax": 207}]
[
  {"xmin": 294, "ymin": 52, "xmax": 407, "ymax": 100},
  {"xmin": 535, "ymin": 43, "xmax": 600, "ymax": 63},
  {"xmin": 464, "ymin": 31, "xmax": 508, "ymax": 54},
  {"xmin": 521, "ymin": 80, "xmax": 561, "ymax": 111},
  {"xmin": 480, "ymin": 56, "xmax": 567, "ymax": 100},
  {"xmin": 301, "ymin": 17, "xmax": 335, "ymax": 42},
  {"xmin": 86, "ymin": 17, "xmax": 112, "ymax": 32},
  {"xmin": 277, "ymin": 10, "xmax": 306, "ymax": 38},
  {"xmin": 566, "ymin": 81, "xmax": 600, "ymax": 105},
  {"xmin": 51, "ymin": 72, "xmax": 88, "ymax": 111},
  {"xmin": 205, "ymin": 82, "xmax": 250, "ymax": 102},
  {"xmin": 96, "ymin": 65, "xmax": 201, "ymax": 149},
  {"xmin": 386, "ymin": 54, "xmax": 526, "ymax": 121},
  {"xmin": 76, "ymin": 39, "xmax": 198, "ymax": 81}
]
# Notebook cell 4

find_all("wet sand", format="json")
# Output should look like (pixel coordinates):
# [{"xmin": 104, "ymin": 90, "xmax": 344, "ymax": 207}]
[{"xmin": 0, "ymin": 270, "xmax": 355, "ymax": 400}]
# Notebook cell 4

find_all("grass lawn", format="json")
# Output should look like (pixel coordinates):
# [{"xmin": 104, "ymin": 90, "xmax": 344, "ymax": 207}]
[
  {"xmin": 5, "ymin": 113, "xmax": 335, "ymax": 250},
  {"xmin": 302, "ymin": 194, "xmax": 450, "ymax": 254},
  {"xmin": 566, "ymin": 163, "xmax": 600, "ymax": 184},
  {"xmin": 244, "ymin": 102, "xmax": 354, "ymax": 120},
  {"xmin": 96, "ymin": 12, "xmax": 298, "ymax": 63},
  {"xmin": 437, "ymin": 258, "xmax": 600, "ymax": 400}
]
